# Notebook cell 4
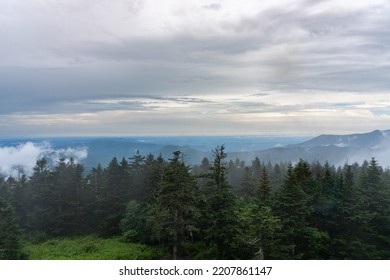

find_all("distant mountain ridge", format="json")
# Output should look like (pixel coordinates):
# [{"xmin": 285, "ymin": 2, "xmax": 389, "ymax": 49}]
[
  {"xmin": 100, "ymin": 130, "xmax": 390, "ymax": 167},
  {"xmin": 1, "ymin": 130, "xmax": 389, "ymax": 178},
  {"xmin": 246, "ymin": 129, "xmax": 390, "ymax": 166},
  {"xmin": 297, "ymin": 129, "xmax": 390, "ymax": 149}
]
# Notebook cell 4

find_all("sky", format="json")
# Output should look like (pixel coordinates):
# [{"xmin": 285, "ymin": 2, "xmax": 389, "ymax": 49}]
[{"xmin": 1, "ymin": 0, "xmax": 390, "ymax": 137}]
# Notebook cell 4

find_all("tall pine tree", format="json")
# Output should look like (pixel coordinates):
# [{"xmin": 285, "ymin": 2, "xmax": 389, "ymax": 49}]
[
  {"xmin": 145, "ymin": 151, "xmax": 198, "ymax": 259},
  {"xmin": 204, "ymin": 145, "xmax": 237, "ymax": 259},
  {"xmin": 0, "ymin": 196, "xmax": 21, "ymax": 259}
]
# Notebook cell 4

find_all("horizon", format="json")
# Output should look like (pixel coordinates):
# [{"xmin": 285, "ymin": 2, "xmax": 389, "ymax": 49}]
[
  {"xmin": 0, "ymin": 133, "xmax": 314, "ymax": 140},
  {"xmin": 1, "ymin": 127, "xmax": 390, "ymax": 178},
  {"xmin": 1, "ymin": 127, "xmax": 389, "ymax": 140}
]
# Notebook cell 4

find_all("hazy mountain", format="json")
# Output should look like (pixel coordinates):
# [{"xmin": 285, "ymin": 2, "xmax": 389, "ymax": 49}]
[
  {"xmin": 296, "ymin": 129, "xmax": 390, "ymax": 149},
  {"xmin": 1, "ymin": 130, "xmax": 389, "ymax": 177},
  {"xmin": 247, "ymin": 129, "xmax": 390, "ymax": 166},
  {"xmin": 60, "ymin": 136, "xmax": 312, "ymax": 169}
]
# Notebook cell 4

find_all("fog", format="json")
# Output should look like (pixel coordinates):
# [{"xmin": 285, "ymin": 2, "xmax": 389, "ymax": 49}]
[{"xmin": 0, "ymin": 142, "xmax": 88, "ymax": 178}]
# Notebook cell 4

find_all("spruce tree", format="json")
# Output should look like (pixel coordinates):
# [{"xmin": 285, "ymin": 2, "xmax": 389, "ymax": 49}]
[
  {"xmin": 363, "ymin": 158, "xmax": 390, "ymax": 258},
  {"xmin": 331, "ymin": 165, "xmax": 374, "ymax": 259},
  {"xmin": 28, "ymin": 158, "xmax": 55, "ymax": 238},
  {"xmin": 204, "ymin": 145, "xmax": 237, "ymax": 259},
  {"xmin": 274, "ymin": 163, "xmax": 310, "ymax": 259},
  {"xmin": 236, "ymin": 166, "xmax": 280, "ymax": 260},
  {"xmin": 0, "ymin": 196, "xmax": 21, "ymax": 259},
  {"xmin": 129, "ymin": 151, "xmax": 147, "ymax": 200},
  {"xmin": 235, "ymin": 202, "xmax": 280, "ymax": 259},
  {"xmin": 256, "ymin": 166, "xmax": 271, "ymax": 205},
  {"xmin": 99, "ymin": 157, "xmax": 124, "ymax": 236},
  {"xmin": 145, "ymin": 151, "xmax": 198, "ymax": 259}
]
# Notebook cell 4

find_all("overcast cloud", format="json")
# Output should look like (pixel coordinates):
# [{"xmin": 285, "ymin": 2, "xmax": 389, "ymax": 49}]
[{"xmin": 1, "ymin": 0, "xmax": 390, "ymax": 136}]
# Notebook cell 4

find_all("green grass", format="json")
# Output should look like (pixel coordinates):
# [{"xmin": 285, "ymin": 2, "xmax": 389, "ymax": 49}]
[{"xmin": 23, "ymin": 236, "xmax": 166, "ymax": 260}]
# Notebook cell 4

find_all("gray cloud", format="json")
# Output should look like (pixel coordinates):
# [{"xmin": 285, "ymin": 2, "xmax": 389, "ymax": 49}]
[
  {"xmin": 202, "ymin": 3, "xmax": 222, "ymax": 11},
  {"xmin": 1, "ymin": 0, "xmax": 390, "ymax": 136}
]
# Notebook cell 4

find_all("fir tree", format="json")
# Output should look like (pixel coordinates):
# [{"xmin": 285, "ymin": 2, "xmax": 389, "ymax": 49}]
[
  {"xmin": 274, "ymin": 163, "xmax": 310, "ymax": 259},
  {"xmin": 256, "ymin": 166, "xmax": 271, "ymax": 205},
  {"xmin": 0, "ymin": 196, "xmax": 21, "ymax": 259},
  {"xmin": 204, "ymin": 145, "xmax": 237, "ymax": 259},
  {"xmin": 145, "ymin": 151, "xmax": 198, "ymax": 259}
]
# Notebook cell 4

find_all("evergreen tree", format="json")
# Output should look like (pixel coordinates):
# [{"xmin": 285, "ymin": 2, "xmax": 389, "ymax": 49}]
[
  {"xmin": 28, "ymin": 158, "xmax": 55, "ymax": 238},
  {"xmin": 271, "ymin": 163, "xmax": 283, "ymax": 188},
  {"xmin": 10, "ymin": 175, "xmax": 30, "ymax": 230},
  {"xmin": 86, "ymin": 164, "xmax": 105, "ymax": 233},
  {"xmin": 238, "ymin": 167, "xmax": 256, "ymax": 198},
  {"xmin": 363, "ymin": 158, "xmax": 390, "ymax": 258},
  {"xmin": 120, "ymin": 200, "xmax": 143, "ymax": 242},
  {"xmin": 256, "ymin": 166, "xmax": 271, "ymax": 205},
  {"xmin": 99, "ymin": 157, "xmax": 124, "ymax": 236},
  {"xmin": 331, "ymin": 164, "xmax": 375, "ymax": 259},
  {"xmin": 88, "ymin": 164, "xmax": 105, "ymax": 198},
  {"xmin": 52, "ymin": 158, "xmax": 85, "ymax": 236},
  {"xmin": 308, "ymin": 163, "xmax": 335, "ymax": 237},
  {"xmin": 129, "ymin": 151, "xmax": 147, "ymax": 200},
  {"xmin": 251, "ymin": 157, "xmax": 262, "ymax": 179},
  {"xmin": 118, "ymin": 157, "xmax": 132, "ymax": 201},
  {"xmin": 145, "ymin": 151, "xmax": 198, "ymax": 259},
  {"xmin": 204, "ymin": 145, "xmax": 237, "ymax": 259},
  {"xmin": 200, "ymin": 157, "xmax": 210, "ymax": 173},
  {"xmin": 273, "ymin": 163, "xmax": 310, "ymax": 259},
  {"xmin": 4, "ymin": 140, "xmax": 390, "ymax": 260},
  {"xmin": 145, "ymin": 154, "xmax": 166, "ymax": 202},
  {"xmin": 235, "ymin": 201, "xmax": 281, "ymax": 259},
  {"xmin": 0, "ymin": 196, "xmax": 21, "ymax": 259}
]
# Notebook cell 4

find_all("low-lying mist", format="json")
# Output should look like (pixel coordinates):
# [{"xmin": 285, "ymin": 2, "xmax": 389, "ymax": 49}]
[{"xmin": 0, "ymin": 142, "xmax": 88, "ymax": 178}]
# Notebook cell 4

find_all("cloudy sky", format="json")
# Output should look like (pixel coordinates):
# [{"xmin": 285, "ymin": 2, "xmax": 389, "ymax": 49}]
[{"xmin": 1, "ymin": 0, "xmax": 390, "ymax": 137}]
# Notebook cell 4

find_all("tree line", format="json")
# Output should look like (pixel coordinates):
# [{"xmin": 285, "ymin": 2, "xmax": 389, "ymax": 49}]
[{"xmin": 1, "ymin": 145, "xmax": 390, "ymax": 259}]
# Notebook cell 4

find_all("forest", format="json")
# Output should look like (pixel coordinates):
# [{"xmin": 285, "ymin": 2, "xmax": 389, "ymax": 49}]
[{"xmin": 1, "ymin": 145, "xmax": 390, "ymax": 260}]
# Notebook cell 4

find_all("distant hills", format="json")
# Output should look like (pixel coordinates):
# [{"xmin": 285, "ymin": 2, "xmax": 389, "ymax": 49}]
[
  {"xmin": 78, "ymin": 136, "xmax": 309, "ymax": 169},
  {"xmin": 1, "ymin": 130, "xmax": 390, "ymax": 177},
  {"xmin": 59, "ymin": 129, "xmax": 390, "ymax": 169},
  {"xmin": 245, "ymin": 129, "xmax": 390, "ymax": 167}
]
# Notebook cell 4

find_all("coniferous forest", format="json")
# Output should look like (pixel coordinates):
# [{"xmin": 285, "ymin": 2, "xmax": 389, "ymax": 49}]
[{"xmin": 1, "ymin": 145, "xmax": 390, "ymax": 260}]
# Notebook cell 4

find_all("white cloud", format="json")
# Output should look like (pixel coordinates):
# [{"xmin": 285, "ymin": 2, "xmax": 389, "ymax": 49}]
[
  {"xmin": 0, "ymin": 142, "xmax": 42, "ymax": 178},
  {"xmin": 0, "ymin": 142, "xmax": 88, "ymax": 178}
]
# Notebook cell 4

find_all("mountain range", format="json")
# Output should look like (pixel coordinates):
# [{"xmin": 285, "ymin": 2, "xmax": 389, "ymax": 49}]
[
  {"xmin": 242, "ymin": 129, "xmax": 390, "ymax": 167},
  {"xmin": 55, "ymin": 129, "xmax": 390, "ymax": 169},
  {"xmin": 1, "ymin": 130, "xmax": 389, "ymax": 177}
]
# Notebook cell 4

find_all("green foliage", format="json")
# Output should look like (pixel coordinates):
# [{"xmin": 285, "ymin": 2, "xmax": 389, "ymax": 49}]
[
  {"xmin": 203, "ymin": 145, "xmax": 237, "ymax": 259},
  {"xmin": 98, "ymin": 157, "xmax": 125, "ymax": 236},
  {"xmin": 235, "ymin": 200, "xmax": 281, "ymax": 259},
  {"xmin": 180, "ymin": 241, "xmax": 217, "ymax": 260},
  {"xmin": 300, "ymin": 227, "xmax": 330, "ymax": 259},
  {"xmin": 23, "ymin": 236, "xmax": 166, "ymax": 260},
  {"xmin": 0, "ymin": 196, "xmax": 21, "ymax": 259},
  {"xmin": 273, "ymin": 162, "xmax": 313, "ymax": 259},
  {"xmin": 4, "ymin": 145, "xmax": 390, "ymax": 260},
  {"xmin": 120, "ymin": 200, "xmax": 142, "ymax": 242},
  {"xmin": 256, "ymin": 166, "xmax": 271, "ymax": 205},
  {"xmin": 144, "ymin": 151, "xmax": 199, "ymax": 259}
]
